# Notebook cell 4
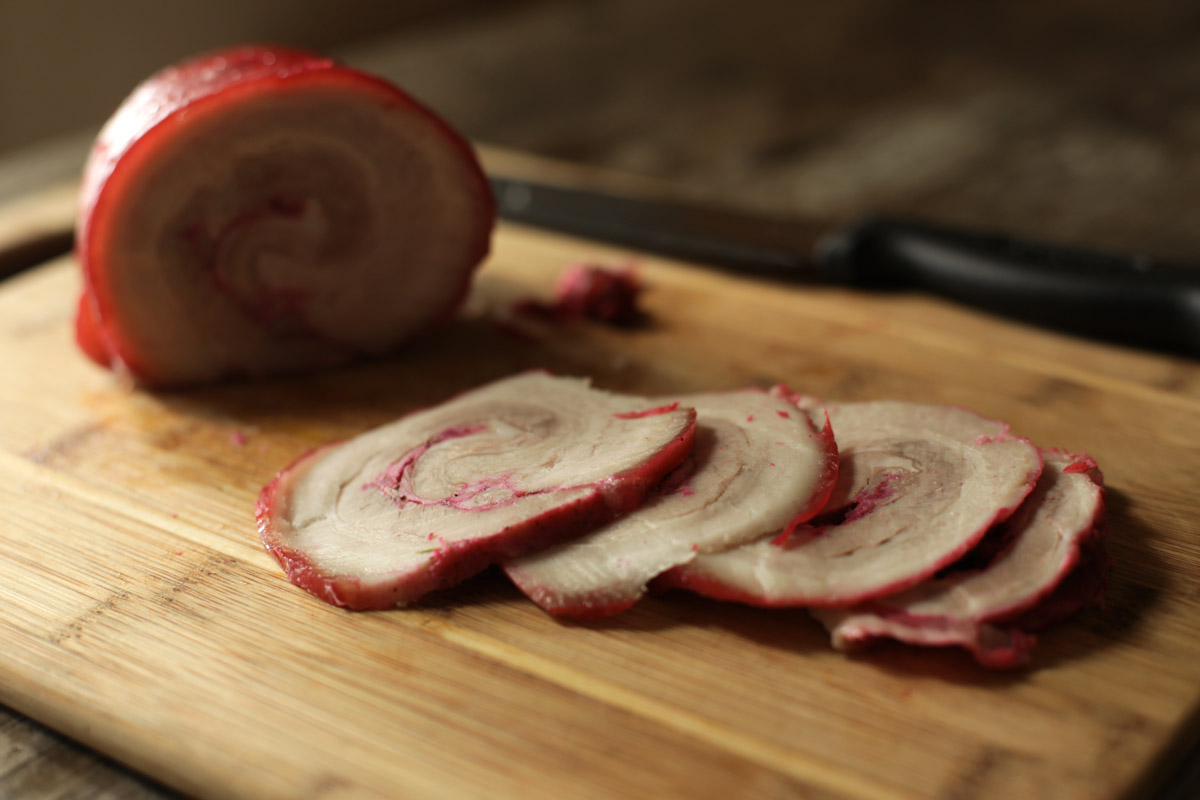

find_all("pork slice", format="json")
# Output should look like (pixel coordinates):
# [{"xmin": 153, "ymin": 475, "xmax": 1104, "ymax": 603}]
[
  {"xmin": 76, "ymin": 45, "xmax": 494, "ymax": 386},
  {"xmin": 660, "ymin": 401, "xmax": 1043, "ymax": 607},
  {"xmin": 504, "ymin": 389, "xmax": 838, "ymax": 618},
  {"xmin": 256, "ymin": 373, "xmax": 697, "ymax": 609},
  {"xmin": 811, "ymin": 451, "xmax": 1107, "ymax": 668}
]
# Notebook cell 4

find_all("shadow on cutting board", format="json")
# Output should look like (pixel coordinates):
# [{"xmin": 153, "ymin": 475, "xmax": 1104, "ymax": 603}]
[
  {"xmin": 149, "ymin": 273, "xmax": 701, "ymax": 429},
  {"xmin": 519, "ymin": 483, "xmax": 1170, "ymax": 683},
  {"xmin": 468, "ymin": 485, "xmax": 1168, "ymax": 683}
]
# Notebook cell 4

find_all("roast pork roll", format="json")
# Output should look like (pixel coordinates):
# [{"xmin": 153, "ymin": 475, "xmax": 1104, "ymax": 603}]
[
  {"xmin": 76, "ymin": 45, "xmax": 494, "ymax": 385},
  {"xmin": 257, "ymin": 372, "xmax": 698, "ymax": 610}
]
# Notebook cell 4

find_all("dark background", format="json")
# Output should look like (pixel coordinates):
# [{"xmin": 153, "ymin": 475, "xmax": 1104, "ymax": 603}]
[{"xmin": 4, "ymin": 0, "xmax": 1200, "ymax": 259}]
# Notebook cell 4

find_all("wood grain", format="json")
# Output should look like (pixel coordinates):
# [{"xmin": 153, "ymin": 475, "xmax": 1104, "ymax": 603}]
[
  {"xmin": 4, "ymin": 0, "xmax": 1200, "ymax": 795},
  {"xmin": 0, "ymin": 216, "xmax": 1197, "ymax": 799}
]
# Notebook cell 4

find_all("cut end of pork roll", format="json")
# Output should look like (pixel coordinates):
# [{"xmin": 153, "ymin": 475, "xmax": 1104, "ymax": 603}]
[
  {"xmin": 256, "ymin": 372, "xmax": 697, "ymax": 610},
  {"xmin": 76, "ymin": 45, "xmax": 495, "ymax": 385}
]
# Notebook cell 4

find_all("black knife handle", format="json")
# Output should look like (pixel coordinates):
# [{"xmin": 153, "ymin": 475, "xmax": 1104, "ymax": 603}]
[{"xmin": 816, "ymin": 217, "xmax": 1200, "ymax": 357}]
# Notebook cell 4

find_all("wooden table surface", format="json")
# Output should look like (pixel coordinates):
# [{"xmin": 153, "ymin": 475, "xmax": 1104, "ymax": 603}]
[{"xmin": 2, "ymin": 0, "xmax": 1199, "ymax": 796}]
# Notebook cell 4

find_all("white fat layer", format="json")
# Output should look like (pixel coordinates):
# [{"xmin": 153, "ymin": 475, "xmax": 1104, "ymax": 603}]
[
  {"xmin": 505, "ymin": 391, "xmax": 832, "ymax": 613},
  {"xmin": 270, "ymin": 374, "xmax": 692, "ymax": 580},
  {"xmin": 98, "ymin": 82, "xmax": 487, "ymax": 383},
  {"xmin": 682, "ymin": 401, "xmax": 1043, "ymax": 605},
  {"xmin": 814, "ymin": 451, "xmax": 1103, "ymax": 647}
]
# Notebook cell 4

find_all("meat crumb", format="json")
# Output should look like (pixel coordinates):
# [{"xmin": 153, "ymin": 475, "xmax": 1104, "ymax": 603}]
[
  {"xmin": 511, "ymin": 262, "xmax": 646, "ymax": 327},
  {"xmin": 555, "ymin": 262, "xmax": 644, "ymax": 326}
]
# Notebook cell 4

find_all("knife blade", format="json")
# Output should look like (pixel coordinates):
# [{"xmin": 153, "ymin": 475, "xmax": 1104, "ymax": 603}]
[{"xmin": 490, "ymin": 176, "xmax": 1200, "ymax": 358}]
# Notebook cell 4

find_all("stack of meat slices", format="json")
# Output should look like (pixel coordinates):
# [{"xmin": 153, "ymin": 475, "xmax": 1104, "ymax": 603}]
[
  {"xmin": 504, "ymin": 388, "xmax": 839, "ymax": 618},
  {"xmin": 258, "ymin": 373, "xmax": 1107, "ymax": 669},
  {"xmin": 658, "ymin": 395, "xmax": 1107, "ymax": 668}
]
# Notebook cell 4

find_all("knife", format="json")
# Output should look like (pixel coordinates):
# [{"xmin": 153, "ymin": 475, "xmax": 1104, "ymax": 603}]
[{"xmin": 490, "ymin": 176, "xmax": 1200, "ymax": 358}]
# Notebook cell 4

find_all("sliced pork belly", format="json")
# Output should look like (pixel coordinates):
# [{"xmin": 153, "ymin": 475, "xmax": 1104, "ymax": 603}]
[
  {"xmin": 660, "ymin": 401, "xmax": 1043, "ymax": 607},
  {"xmin": 256, "ymin": 373, "xmax": 696, "ymax": 610},
  {"xmin": 504, "ymin": 389, "xmax": 838, "ymax": 618},
  {"xmin": 813, "ymin": 450, "xmax": 1107, "ymax": 668},
  {"xmin": 76, "ymin": 45, "xmax": 493, "ymax": 385}
]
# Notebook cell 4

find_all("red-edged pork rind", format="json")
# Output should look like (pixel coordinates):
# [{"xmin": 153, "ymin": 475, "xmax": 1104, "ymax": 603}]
[
  {"xmin": 813, "ymin": 450, "xmax": 1107, "ymax": 668},
  {"xmin": 256, "ymin": 373, "xmax": 697, "ymax": 610},
  {"xmin": 76, "ymin": 45, "xmax": 494, "ymax": 385},
  {"xmin": 660, "ymin": 400, "xmax": 1043, "ymax": 608},
  {"xmin": 504, "ymin": 389, "xmax": 838, "ymax": 618}
]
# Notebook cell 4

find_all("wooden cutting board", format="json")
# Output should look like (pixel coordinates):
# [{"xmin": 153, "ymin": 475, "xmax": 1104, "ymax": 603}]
[{"xmin": 1, "ymin": 221, "xmax": 1199, "ymax": 800}]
